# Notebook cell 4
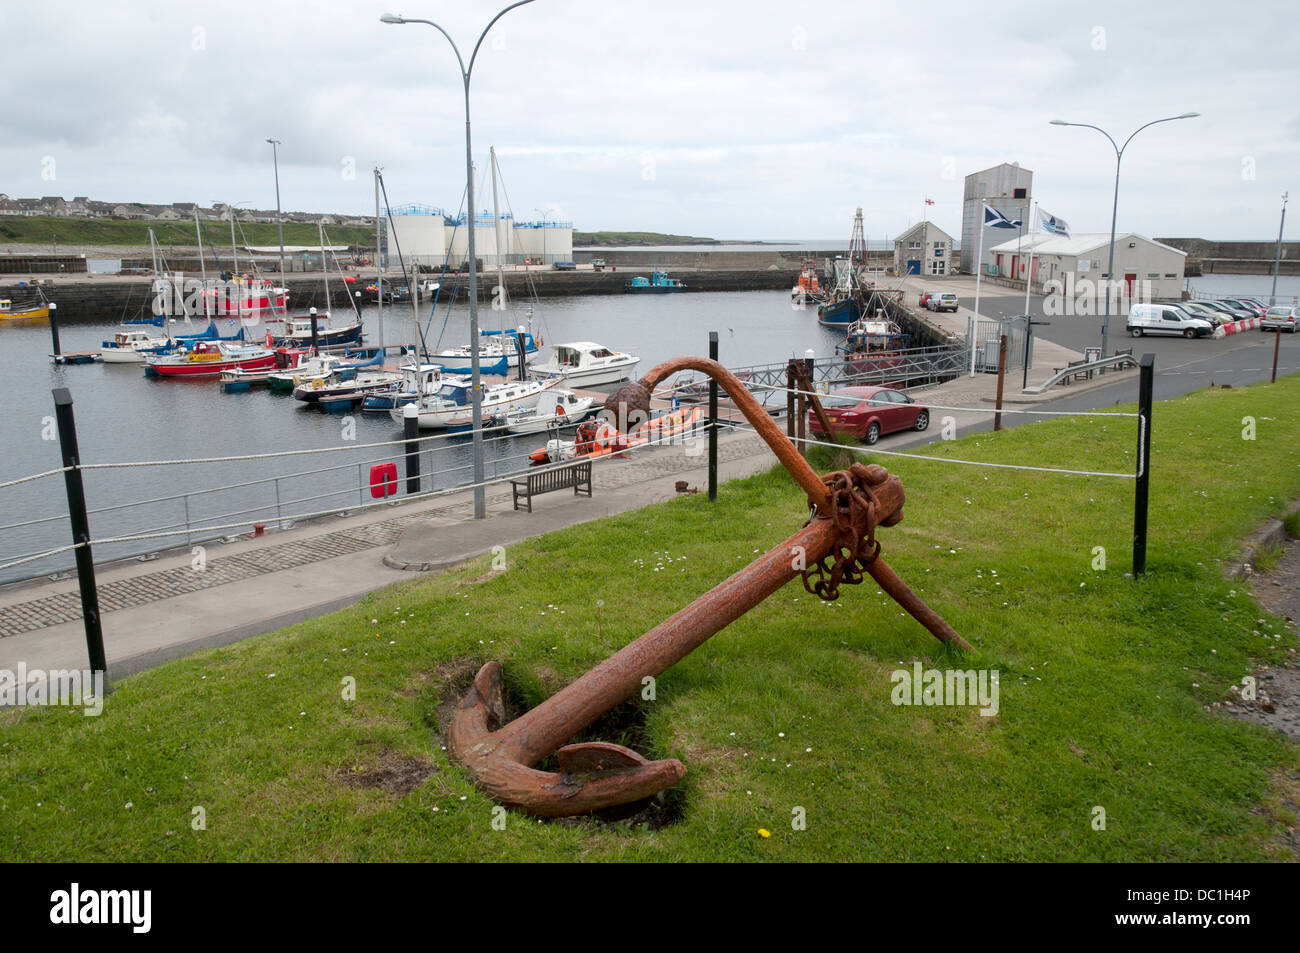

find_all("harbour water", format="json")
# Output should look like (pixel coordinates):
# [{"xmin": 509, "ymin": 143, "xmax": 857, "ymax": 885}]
[{"xmin": 1, "ymin": 288, "xmax": 846, "ymax": 583}]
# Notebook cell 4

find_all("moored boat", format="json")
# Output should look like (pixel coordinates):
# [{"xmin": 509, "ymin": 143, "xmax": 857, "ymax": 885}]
[
  {"xmin": 504, "ymin": 390, "xmax": 595, "ymax": 434},
  {"xmin": 625, "ymin": 269, "xmax": 686, "ymax": 293},
  {"xmin": 529, "ymin": 405, "xmax": 703, "ymax": 465},
  {"xmin": 0, "ymin": 297, "xmax": 50, "ymax": 321},
  {"xmin": 528, "ymin": 341, "xmax": 639, "ymax": 387},
  {"xmin": 390, "ymin": 376, "xmax": 560, "ymax": 430},
  {"xmin": 144, "ymin": 341, "xmax": 277, "ymax": 378},
  {"xmin": 269, "ymin": 314, "xmax": 364, "ymax": 349},
  {"xmin": 791, "ymin": 259, "xmax": 825, "ymax": 305},
  {"xmin": 100, "ymin": 328, "xmax": 172, "ymax": 363}
]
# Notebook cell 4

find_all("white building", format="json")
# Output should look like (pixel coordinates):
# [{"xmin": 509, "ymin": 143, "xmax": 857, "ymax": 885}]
[
  {"xmin": 962, "ymin": 163, "xmax": 1032, "ymax": 273},
  {"xmin": 385, "ymin": 205, "xmax": 572, "ymax": 270},
  {"xmin": 986, "ymin": 232, "xmax": 1187, "ymax": 301},
  {"xmin": 893, "ymin": 221, "xmax": 955, "ymax": 276}
]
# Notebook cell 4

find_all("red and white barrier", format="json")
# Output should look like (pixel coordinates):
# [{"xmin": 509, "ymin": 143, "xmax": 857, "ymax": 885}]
[{"xmin": 1221, "ymin": 317, "xmax": 1262, "ymax": 335}]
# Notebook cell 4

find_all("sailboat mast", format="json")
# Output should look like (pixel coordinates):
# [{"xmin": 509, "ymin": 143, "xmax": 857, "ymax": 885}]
[
  {"xmin": 148, "ymin": 227, "xmax": 164, "ymax": 320},
  {"xmin": 319, "ymin": 220, "xmax": 329, "ymax": 317},
  {"xmin": 229, "ymin": 204, "xmax": 238, "ymax": 275},
  {"xmin": 194, "ymin": 209, "xmax": 207, "ymax": 286},
  {"xmin": 375, "ymin": 167, "xmax": 384, "ymax": 353},
  {"xmin": 490, "ymin": 147, "xmax": 507, "ymax": 338}
]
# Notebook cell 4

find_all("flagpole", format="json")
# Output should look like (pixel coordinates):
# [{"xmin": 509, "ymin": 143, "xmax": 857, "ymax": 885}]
[
  {"xmin": 970, "ymin": 207, "xmax": 986, "ymax": 377},
  {"xmin": 1023, "ymin": 201, "xmax": 1038, "ymax": 318}
]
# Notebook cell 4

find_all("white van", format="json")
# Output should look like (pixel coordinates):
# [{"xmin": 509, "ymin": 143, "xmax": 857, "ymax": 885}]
[{"xmin": 1126, "ymin": 303, "xmax": 1214, "ymax": 339}]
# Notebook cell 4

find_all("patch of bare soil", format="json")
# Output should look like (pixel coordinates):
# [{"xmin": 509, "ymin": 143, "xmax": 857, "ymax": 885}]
[
  {"xmin": 335, "ymin": 747, "xmax": 437, "ymax": 796},
  {"xmin": 420, "ymin": 659, "xmax": 684, "ymax": 830},
  {"xmin": 1232, "ymin": 536, "xmax": 1300, "ymax": 743}
]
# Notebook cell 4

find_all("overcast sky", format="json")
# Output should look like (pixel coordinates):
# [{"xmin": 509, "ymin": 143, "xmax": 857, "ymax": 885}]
[{"xmin": 1, "ymin": 0, "xmax": 1296, "ymax": 243}]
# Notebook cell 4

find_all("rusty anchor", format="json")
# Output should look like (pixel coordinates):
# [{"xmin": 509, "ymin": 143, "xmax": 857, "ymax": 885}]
[{"xmin": 448, "ymin": 357, "xmax": 971, "ymax": 817}]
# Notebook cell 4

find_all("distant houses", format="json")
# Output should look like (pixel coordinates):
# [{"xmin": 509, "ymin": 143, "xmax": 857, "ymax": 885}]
[{"xmin": 0, "ymin": 193, "xmax": 375, "ymax": 226}]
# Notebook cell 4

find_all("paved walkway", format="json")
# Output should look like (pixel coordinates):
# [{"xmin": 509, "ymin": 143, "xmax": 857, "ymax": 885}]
[{"xmin": 0, "ymin": 336, "xmax": 1130, "ymax": 683}]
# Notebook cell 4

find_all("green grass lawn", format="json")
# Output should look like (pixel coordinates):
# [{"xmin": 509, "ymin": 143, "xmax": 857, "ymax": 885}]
[
  {"xmin": 2, "ymin": 380, "xmax": 1298, "ymax": 861},
  {"xmin": 0, "ymin": 215, "xmax": 373, "ymax": 250}
]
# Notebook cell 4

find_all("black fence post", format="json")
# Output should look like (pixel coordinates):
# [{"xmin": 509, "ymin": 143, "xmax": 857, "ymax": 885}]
[
  {"xmin": 309, "ymin": 308, "xmax": 320, "ymax": 354},
  {"xmin": 48, "ymin": 302, "xmax": 62, "ymax": 357},
  {"xmin": 708, "ymin": 331, "xmax": 718, "ymax": 501},
  {"xmin": 403, "ymin": 404, "xmax": 421, "ymax": 494},
  {"xmin": 515, "ymin": 328, "xmax": 528, "ymax": 382},
  {"xmin": 52, "ymin": 388, "xmax": 107, "ymax": 680},
  {"xmin": 785, "ymin": 360, "xmax": 796, "ymax": 441},
  {"xmin": 1132, "ymin": 353, "xmax": 1155, "ymax": 576}
]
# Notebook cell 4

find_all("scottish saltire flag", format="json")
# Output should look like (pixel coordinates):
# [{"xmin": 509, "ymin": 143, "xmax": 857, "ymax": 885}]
[
  {"xmin": 1036, "ymin": 207, "xmax": 1070, "ymax": 237},
  {"xmin": 983, "ymin": 205, "xmax": 1021, "ymax": 229}
]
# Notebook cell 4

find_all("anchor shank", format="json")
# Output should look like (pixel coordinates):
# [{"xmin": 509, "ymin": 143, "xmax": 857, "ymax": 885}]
[{"xmin": 493, "ymin": 515, "xmax": 845, "ymax": 766}]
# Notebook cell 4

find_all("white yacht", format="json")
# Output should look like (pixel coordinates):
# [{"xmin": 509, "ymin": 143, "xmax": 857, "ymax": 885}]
[
  {"xmin": 529, "ymin": 342, "xmax": 639, "ymax": 387},
  {"xmin": 390, "ymin": 376, "xmax": 561, "ymax": 430}
]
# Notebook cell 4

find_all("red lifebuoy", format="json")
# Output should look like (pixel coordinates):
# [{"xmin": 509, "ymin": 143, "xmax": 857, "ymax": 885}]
[
  {"xmin": 369, "ymin": 462, "xmax": 398, "ymax": 498},
  {"xmin": 555, "ymin": 404, "xmax": 565, "ymax": 417}
]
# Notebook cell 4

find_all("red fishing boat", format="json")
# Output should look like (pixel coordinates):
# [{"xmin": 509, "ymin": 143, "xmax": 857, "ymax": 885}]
[{"xmin": 144, "ymin": 340, "xmax": 278, "ymax": 378}]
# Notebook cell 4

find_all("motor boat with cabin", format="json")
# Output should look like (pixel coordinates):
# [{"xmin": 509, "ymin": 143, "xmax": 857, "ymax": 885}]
[
  {"xmin": 528, "ymin": 342, "xmax": 639, "ymax": 387},
  {"xmin": 391, "ymin": 376, "xmax": 561, "ymax": 430},
  {"xmin": 504, "ymin": 390, "xmax": 595, "ymax": 434},
  {"xmin": 100, "ymin": 327, "xmax": 173, "ymax": 363}
]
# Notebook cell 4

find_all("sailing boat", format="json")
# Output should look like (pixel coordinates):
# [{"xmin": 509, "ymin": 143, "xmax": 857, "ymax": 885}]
[
  {"xmin": 268, "ymin": 223, "xmax": 364, "ymax": 347},
  {"xmin": 425, "ymin": 147, "xmax": 540, "ymax": 371},
  {"xmin": 817, "ymin": 208, "xmax": 868, "ymax": 328}
]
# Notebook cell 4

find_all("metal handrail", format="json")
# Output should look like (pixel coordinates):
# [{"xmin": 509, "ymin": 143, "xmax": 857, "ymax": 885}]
[{"xmin": 1021, "ymin": 353, "xmax": 1139, "ymax": 394}]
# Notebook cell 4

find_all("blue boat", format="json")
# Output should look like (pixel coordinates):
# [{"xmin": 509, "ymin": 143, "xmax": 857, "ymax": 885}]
[
  {"xmin": 817, "ymin": 297, "xmax": 860, "ymax": 328},
  {"xmin": 625, "ymin": 270, "xmax": 686, "ymax": 293}
]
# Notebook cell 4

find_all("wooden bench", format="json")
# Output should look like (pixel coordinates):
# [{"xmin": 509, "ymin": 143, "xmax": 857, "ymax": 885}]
[
  {"xmin": 510, "ymin": 459, "xmax": 593, "ymax": 512},
  {"xmin": 1052, "ymin": 359, "xmax": 1093, "ymax": 384}
]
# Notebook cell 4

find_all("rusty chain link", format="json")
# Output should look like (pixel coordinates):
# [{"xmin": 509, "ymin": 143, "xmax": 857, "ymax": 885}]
[{"xmin": 800, "ymin": 463, "xmax": 884, "ymax": 601}]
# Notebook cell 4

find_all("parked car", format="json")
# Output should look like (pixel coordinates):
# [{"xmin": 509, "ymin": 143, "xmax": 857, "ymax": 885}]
[
  {"xmin": 1218, "ymin": 297, "xmax": 1266, "ymax": 317},
  {"xmin": 1172, "ymin": 301, "xmax": 1224, "ymax": 327},
  {"xmin": 552, "ymin": 260, "xmax": 576, "ymax": 271},
  {"xmin": 1126, "ymin": 303, "xmax": 1214, "ymax": 338},
  {"xmin": 1238, "ymin": 296, "xmax": 1271, "ymax": 312},
  {"xmin": 918, "ymin": 290, "xmax": 940, "ymax": 309},
  {"xmin": 1261, "ymin": 305, "xmax": 1299, "ymax": 332},
  {"xmin": 1198, "ymin": 300, "xmax": 1253, "ymax": 321},
  {"xmin": 927, "ymin": 292, "xmax": 959, "ymax": 313},
  {"xmin": 591, "ymin": 258, "xmax": 606, "ymax": 272},
  {"xmin": 809, "ymin": 385, "xmax": 930, "ymax": 445}
]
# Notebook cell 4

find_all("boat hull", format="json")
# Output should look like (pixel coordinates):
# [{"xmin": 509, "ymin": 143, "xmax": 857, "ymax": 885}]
[
  {"xmin": 817, "ymin": 298, "xmax": 860, "ymax": 327},
  {"xmin": 145, "ymin": 353, "xmax": 277, "ymax": 378}
]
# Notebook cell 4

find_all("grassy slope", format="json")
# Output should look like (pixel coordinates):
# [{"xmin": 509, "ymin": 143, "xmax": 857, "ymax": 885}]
[
  {"xmin": 2, "ymin": 380, "xmax": 1298, "ymax": 861},
  {"xmin": 0, "ymin": 216, "xmax": 374, "ymax": 249},
  {"xmin": 573, "ymin": 231, "xmax": 718, "ymax": 246}
]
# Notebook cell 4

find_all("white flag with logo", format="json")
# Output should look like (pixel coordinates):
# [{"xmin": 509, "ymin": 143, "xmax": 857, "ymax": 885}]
[{"xmin": 1036, "ymin": 207, "xmax": 1070, "ymax": 237}]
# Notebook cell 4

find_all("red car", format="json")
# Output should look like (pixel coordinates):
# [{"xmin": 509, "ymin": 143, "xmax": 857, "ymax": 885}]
[
  {"xmin": 809, "ymin": 386, "xmax": 930, "ymax": 445},
  {"xmin": 918, "ymin": 289, "xmax": 940, "ymax": 309}
]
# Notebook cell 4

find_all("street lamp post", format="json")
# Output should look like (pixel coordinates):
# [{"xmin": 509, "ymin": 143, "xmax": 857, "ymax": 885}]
[
  {"xmin": 1270, "ymin": 192, "xmax": 1288, "ymax": 306},
  {"xmin": 266, "ymin": 139, "xmax": 286, "ymax": 287},
  {"xmin": 382, "ymin": 2, "xmax": 536, "ymax": 520},
  {"xmin": 1050, "ymin": 112, "xmax": 1199, "ymax": 359}
]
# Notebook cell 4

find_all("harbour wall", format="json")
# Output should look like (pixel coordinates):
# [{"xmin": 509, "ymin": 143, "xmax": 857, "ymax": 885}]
[{"xmin": 1, "ymin": 268, "xmax": 804, "ymax": 322}]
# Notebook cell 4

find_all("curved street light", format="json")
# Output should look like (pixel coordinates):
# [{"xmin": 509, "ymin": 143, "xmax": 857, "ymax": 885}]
[
  {"xmin": 382, "ymin": 2, "xmax": 537, "ymax": 520},
  {"xmin": 1049, "ymin": 112, "xmax": 1199, "ymax": 359}
]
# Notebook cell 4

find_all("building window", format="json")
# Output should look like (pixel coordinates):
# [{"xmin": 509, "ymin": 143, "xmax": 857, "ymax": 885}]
[
  {"xmin": 1013, "ymin": 188, "xmax": 1027, "ymax": 199},
  {"xmin": 1163, "ymin": 273, "xmax": 1177, "ymax": 278},
  {"xmin": 908, "ymin": 241, "xmax": 921, "ymax": 249},
  {"xmin": 1147, "ymin": 273, "xmax": 1160, "ymax": 279},
  {"xmin": 930, "ymin": 260, "xmax": 946, "ymax": 275}
]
